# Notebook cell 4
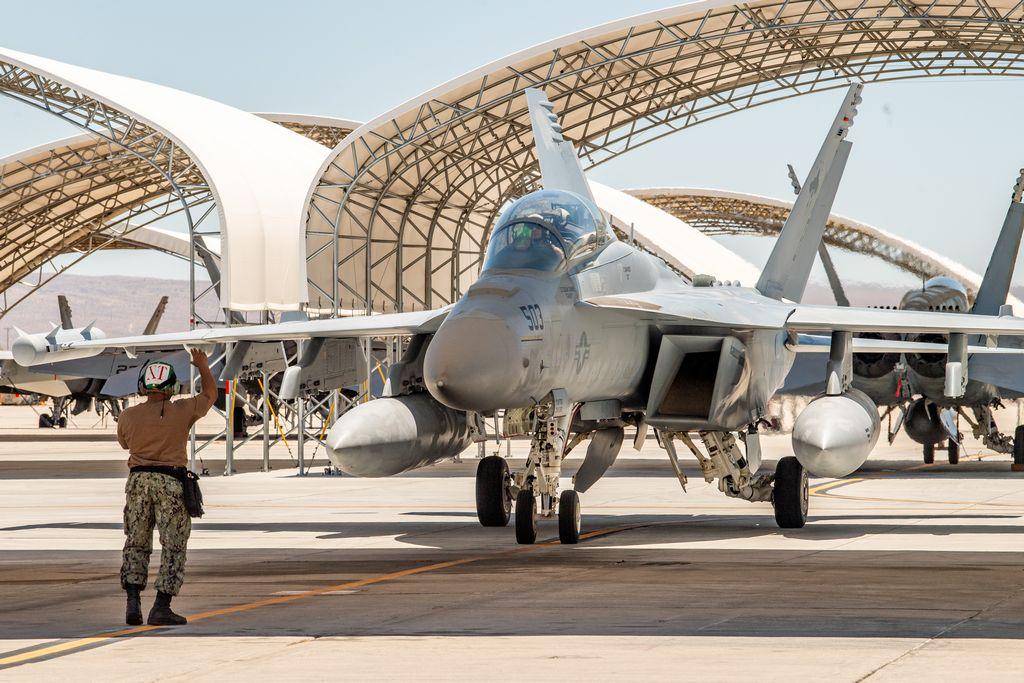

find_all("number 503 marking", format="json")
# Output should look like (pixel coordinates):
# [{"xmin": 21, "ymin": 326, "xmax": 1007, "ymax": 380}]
[{"xmin": 520, "ymin": 304, "xmax": 544, "ymax": 331}]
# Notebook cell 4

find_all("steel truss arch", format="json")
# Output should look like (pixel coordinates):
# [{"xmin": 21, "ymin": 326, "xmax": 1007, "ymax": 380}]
[
  {"xmin": 306, "ymin": 0, "xmax": 1024, "ymax": 314},
  {"xmin": 0, "ymin": 48, "xmax": 331, "ymax": 313},
  {"xmin": 0, "ymin": 113, "xmax": 359, "ymax": 318}
]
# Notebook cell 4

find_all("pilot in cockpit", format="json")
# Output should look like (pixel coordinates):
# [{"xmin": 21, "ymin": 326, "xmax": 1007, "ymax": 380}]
[{"xmin": 482, "ymin": 189, "xmax": 612, "ymax": 274}]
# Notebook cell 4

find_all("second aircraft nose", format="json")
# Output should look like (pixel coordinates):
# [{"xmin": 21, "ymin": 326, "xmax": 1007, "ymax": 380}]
[{"xmin": 424, "ymin": 312, "xmax": 523, "ymax": 412}]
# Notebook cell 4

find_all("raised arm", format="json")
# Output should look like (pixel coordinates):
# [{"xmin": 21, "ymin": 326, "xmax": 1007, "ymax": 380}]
[{"xmin": 190, "ymin": 349, "xmax": 218, "ymax": 410}]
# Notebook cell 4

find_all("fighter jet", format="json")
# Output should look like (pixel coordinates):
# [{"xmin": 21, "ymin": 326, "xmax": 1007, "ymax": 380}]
[
  {"xmin": 1, "ymin": 295, "xmax": 170, "ymax": 425},
  {"xmin": 783, "ymin": 171, "xmax": 1024, "ymax": 465},
  {"xmin": 17, "ymin": 84, "xmax": 1024, "ymax": 545}
]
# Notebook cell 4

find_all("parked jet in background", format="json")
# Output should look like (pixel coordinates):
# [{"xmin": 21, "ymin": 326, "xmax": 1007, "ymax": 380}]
[
  {"xmin": 0, "ymin": 295, "xmax": 169, "ymax": 426},
  {"xmin": 17, "ymin": 84, "xmax": 1024, "ymax": 545},
  {"xmin": 783, "ymin": 171, "xmax": 1024, "ymax": 465}
]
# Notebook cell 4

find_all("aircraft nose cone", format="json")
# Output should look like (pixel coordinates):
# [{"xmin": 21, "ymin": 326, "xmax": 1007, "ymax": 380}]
[{"xmin": 424, "ymin": 313, "xmax": 521, "ymax": 412}]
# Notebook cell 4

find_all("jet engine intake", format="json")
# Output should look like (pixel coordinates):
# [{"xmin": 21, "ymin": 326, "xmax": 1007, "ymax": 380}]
[
  {"xmin": 852, "ymin": 332, "xmax": 901, "ymax": 379},
  {"xmin": 325, "ymin": 393, "xmax": 474, "ymax": 477},
  {"xmin": 792, "ymin": 388, "xmax": 880, "ymax": 477},
  {"xmin": 904, "ymin": 333, "xmax": 947, "ymax": 379}
]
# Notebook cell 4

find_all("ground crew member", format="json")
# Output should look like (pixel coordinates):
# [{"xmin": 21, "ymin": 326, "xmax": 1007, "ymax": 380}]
[{"xmin": 118, "ymin": 349, "xmax": 217, "ymax": 626}]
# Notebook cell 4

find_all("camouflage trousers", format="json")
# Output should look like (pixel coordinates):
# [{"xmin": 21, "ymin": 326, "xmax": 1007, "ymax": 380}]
[{"xmin": 120, "ymin": 471, "xmax": 191, "ymax": 595}]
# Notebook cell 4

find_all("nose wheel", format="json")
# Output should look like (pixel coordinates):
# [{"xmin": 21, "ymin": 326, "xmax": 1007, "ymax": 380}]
[
  {"xmin": 475, "ymin": 456, "xmax": 511, "ymax": 527},
  {"xmin": 514, "ymin": 489, "xmax": 537, "ymax": 544},
  {"xmin": 773, "ymin": 456, "xmax": 808, "ymax": 529},
  {"xmin": 558, "ymin": 489, "xmax": 581, "ymax": 544}
]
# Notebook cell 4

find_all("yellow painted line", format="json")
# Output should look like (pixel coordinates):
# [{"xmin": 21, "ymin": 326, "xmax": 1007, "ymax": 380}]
[
  {"xmin": 0, "ymin": 522, "xmax": 646, "ymax": 669},
  {"xmin": 808, "ymin": 478, "xmax": 864, "ymax": 495}
]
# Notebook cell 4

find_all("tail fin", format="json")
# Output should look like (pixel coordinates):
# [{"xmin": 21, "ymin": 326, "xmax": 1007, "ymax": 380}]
[
  {"xmin": 787, "ymin": 163, "xmax": 850, "ymax": 307},
  {"xmin": 57, "ymin": 295, "xmax": 73, "ymax": 330},
  {"xmin": 971, "ymin": 169, "xmax": 1024, "ymax": 315},
  {"xmin": 143, "ymin": 296, "xmax": 169, "ymax": 335},
  {"xmin": 756, "ymin": 84, "xmax": 863, "ymax": 301},
  {"xmin": 525, "ymin": 88, "xmax": 596, "ymax": 203}
]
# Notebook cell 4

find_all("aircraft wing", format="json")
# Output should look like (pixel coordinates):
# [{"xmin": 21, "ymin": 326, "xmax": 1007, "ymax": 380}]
[
  {"xmin": 791, "ymin": 334, "xmax": 1024, "ymax": 355},
  {"xmin": 583, "ymin": 291, "xmax": 1024, "ymax": 339},
  {"xmin": 14, "ymin": 307, "xmax": 450, "ymax": 366},
  {"xmin": 786, "ymin": 305, "xmax": 1024, "ymax": 335}
]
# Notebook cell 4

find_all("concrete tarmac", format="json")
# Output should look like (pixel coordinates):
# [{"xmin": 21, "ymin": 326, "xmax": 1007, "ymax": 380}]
[{"xmin": 0, "ymin": 409, "xmax": 1023, "ymax": 680}]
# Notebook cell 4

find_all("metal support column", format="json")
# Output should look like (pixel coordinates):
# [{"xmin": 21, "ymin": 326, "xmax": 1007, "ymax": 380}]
[
  {"xmin": 261, "ymin": 370, "xmax": 270, "ymax": 472},
  {"xmin": 297, "ymin": 395, "xmax": 306, "ymax": 476},
  {"xmin": 224, "ymin": 377, "xmax": 235, "ymax": 476}
]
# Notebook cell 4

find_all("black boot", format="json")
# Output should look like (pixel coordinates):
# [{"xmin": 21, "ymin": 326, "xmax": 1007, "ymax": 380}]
[
  {"xmin": 125, "ymin": 585, "xmax": 143, "ymax": 626},
  {"xmin": 147, "ymin": 591, "xmax": 187, "ymax": 626}
]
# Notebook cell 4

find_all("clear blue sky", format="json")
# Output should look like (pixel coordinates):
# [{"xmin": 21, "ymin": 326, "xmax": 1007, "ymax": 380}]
[{"xmin": 2, "ymin": 0, "xmax": 1023, "ymax": 286}]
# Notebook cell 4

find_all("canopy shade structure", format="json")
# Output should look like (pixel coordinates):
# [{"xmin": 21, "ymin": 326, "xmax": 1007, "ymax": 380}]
[
  {"xmin": 0, "ymin": 113, "xmax": 358, "ymax": 318},
  {"xmin": 0, "ymin": 48, "xmax": 332, "ymax": 313},
  {"xmin": 629, "ymin": 187, "xmax": 1024, "ymax": 311},
  {"xmin": 305, "ymin": 0, "xmax": 1024, "ymax": 314}
]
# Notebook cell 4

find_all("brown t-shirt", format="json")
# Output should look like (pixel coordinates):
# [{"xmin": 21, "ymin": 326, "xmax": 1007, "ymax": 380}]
[{"xmin": 118, "ymin": 395, "xmax": 214, "ymax": 468}]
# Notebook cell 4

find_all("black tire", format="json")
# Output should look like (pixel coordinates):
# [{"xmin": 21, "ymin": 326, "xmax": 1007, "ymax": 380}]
[
  {"xmin": 773, "ymin": 456, "xmax": 808, "ymax": 529},
  {"xmin": 475, "ymin": 456, "xmax": 511, "ymax": 527},
  {"xmin": 38, "ymin": 414, "xmax": 52, "ymax": 429},
  {"xmin": 514, "ymin": 489, "xmax": 537, "ymax": 544},
  {"xmin": 947, "ymin": 440, "xmax": 959, "ymax": 465},
  {"xmin": 558, "ymin": 489, "xmax": 581, "ymax": 544},
  {"xmin": 1014, "ymin": 425, "xmax": 1024, "ymax": 466},
  {"xmin": 57, "ymin": 417, "xmax": 67, "ymax": 429},
  {"xmin": 923, "ymin": 442, "xmax": 935, "ymax": 464}
]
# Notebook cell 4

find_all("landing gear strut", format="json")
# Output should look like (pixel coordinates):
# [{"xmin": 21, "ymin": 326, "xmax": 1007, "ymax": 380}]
[{"xmin": 510, "ymin": 397, "xmax": 577, "ymax": 545}]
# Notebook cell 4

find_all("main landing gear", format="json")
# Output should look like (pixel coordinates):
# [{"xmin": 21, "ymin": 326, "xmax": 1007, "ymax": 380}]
[
  {"xmin": 772, "ymin": 456, "xmax": 808, "ymax": 529},
  {"xmin": 660, "ymin": 429, "xmax": 803, "ymax": 529},
  {"xmin": 473, "ymin": 400, "xmax": 581, "ymax": 544}
]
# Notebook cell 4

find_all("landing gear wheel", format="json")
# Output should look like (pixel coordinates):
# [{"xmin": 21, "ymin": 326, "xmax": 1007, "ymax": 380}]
[
  {"xmin": 923, "ymin": 442, "xmax": 935, "ymax": 465},
  {"xmin": 773, "ymin": 456, "xmax": 808, "ymax": 529},
  {"xmin": 38, "ymin": 414, "xmax": 53, "ymax": 429},
  {"xmin": 558, "ymin": 489, "xmax": 581, "ymax": 544},
  {"xmin": 514, "ymin": 489, "xmax": 537, "ymax": 545},
  {"xmin": 475, "ymin": 456, "xmax": 511, "ymax": 527},
  {"xmin": 57, "ymin": 416, "xmax": 67, "ymax": 429},
  {"xmin": 947, "ymin": 440, "xmax": 959, "ymax": 465},
  {"xmin": 1013, "ymin": 425, "xmax": 1024, "ymax": 470}
]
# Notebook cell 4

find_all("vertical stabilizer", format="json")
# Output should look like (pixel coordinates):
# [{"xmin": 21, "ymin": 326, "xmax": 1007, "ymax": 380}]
[
  {"xmin": 144, "ymin": 296, "xmax": 170, "ymax": 335},
  {"xmin": 57, "ymin": 295, "xmax": 73, "ymax": 330},
  {"xmin": 756, "ymin": 84, "xmax": 863, "ymax": 301},
  {"xmin": 525, "ymin": 88, "xmax": 596, "ymax": 203},
  {"xmin": 972, "ymin": 169, "xmax": 1024, "ymax": 315}
]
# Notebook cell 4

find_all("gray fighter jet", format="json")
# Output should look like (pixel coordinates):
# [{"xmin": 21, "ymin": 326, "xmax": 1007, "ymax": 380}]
[
  {"xmin": 1, "ymin": 295, "xmax": 171, "ymax": 425},
  {"xmin": 17, "ymin": 85, "xmax": 1024, "ymax": 545},
  {"xmin": 783, "ymin": 171, "xmax": 1024, "ymax": 465}
]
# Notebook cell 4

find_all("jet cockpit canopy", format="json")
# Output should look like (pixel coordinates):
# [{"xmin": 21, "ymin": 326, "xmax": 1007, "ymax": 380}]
[
  {"xmin": 482, "ymin": 189, "xmax": 614, "ymax": 273},
  {"xmin": 923, "ymin": 275, "xmax": 968, "ymax": 296}
]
